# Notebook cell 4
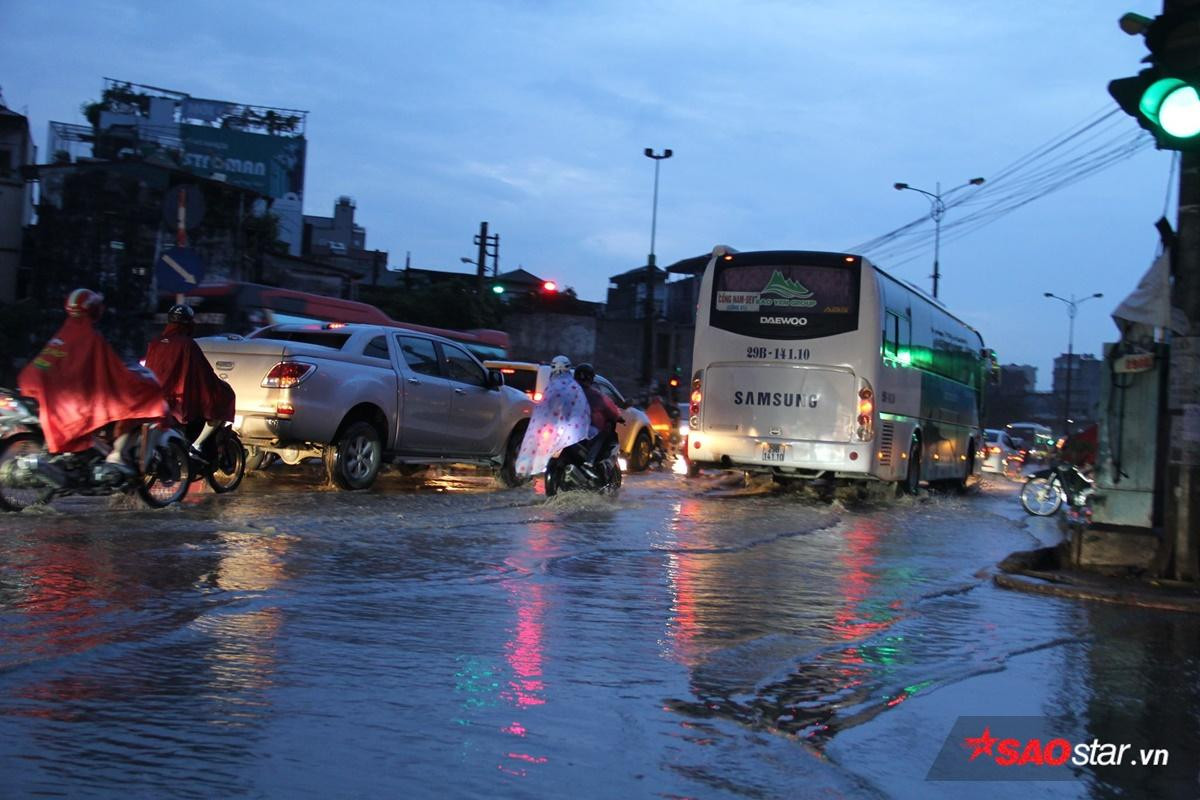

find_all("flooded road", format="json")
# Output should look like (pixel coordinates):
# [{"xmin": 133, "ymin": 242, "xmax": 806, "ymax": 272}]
[{"xmin": 1, "ymin": 467, "xmax": 1198, "ymax": 798}]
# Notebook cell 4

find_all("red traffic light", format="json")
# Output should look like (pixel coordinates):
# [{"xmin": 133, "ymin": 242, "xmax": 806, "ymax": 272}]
[{"xmin": 542, "ymin": 280, "xmax": 558, "ymax": 293}]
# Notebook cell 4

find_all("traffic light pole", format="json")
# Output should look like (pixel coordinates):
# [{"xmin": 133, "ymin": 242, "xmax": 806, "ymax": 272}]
[
  {"xmin": 1164, "ymin": 146, "xmax": 1200, "ymax": 581},
  {"xmin": 1158, "ymin": 0, "xmax": 1200, "ymax": 581}
]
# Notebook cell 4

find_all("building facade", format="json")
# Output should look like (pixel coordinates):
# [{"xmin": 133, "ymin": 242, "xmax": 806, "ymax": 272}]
[
  {"xmin": 1052, "ymin": 353, "xmax": 1103, "ymax": 430},
  {"xmin": 302, "ymin": 196, "xmax": 389, "ymax": 286},
  {"xmin": 0, "ymin": 101, "xmax": 35, "ymax": 303}
]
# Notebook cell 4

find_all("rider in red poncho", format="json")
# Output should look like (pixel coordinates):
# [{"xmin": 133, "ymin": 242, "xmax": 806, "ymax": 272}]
[
  {"xmin": 18, "ymin": 289, "xmax": 167, "ymax": 471},
  {"xmin": 143, "ymin": 304, "xmax": 235, "ymax": 458}
]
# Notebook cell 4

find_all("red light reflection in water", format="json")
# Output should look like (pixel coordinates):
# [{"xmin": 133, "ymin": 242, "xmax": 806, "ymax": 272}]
[
  {"xmin": 664, "ymin": 499, "xmax": 706, "ymax": 666},
  {"xmin": 496, "ymin": 521, "xmax": 553, "ymax": 773},
  {"xmin": 830, "ymin": 518, "xmax": 893, "ymax": 641}
]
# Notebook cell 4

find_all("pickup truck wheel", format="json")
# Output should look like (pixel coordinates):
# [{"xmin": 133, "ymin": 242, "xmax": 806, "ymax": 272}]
[
  {"xmin": 245, "ymin": 446, "xmax": 276, "ymax": 472},
  {"xmin": 629, "ymin": 429, "xmax": 653, "ymax": 473},
  {"xmin": 325, "ymin": 421, "xmax": 382, "ymax": 490},
  {"xmin": 497, "ymin": 421, "xmax": 529, "ymax": 488}
]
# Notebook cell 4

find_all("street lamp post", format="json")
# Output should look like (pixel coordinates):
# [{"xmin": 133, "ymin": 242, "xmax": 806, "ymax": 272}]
[
  {"xmin": 642, "ymin": 148, "xmax": 672, "ymax": 387},
  {"xmin": 1044, "ymin": 291, "xmax": 1104, "ymax": 436},
  {"xmin": 893, "ymin": 177, "xmax": 985, "ymax": 299}
]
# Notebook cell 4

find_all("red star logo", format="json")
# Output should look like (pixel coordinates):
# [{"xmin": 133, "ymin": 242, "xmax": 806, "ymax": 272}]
[{"xmin": 964, "ymin": 726, "xmax": 998, "ymax": 761}]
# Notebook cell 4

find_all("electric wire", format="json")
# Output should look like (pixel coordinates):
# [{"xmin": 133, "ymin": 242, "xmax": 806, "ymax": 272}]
[{"xmin": 846, "ymin": 106, "xmax": 1157, "ymax": 273}]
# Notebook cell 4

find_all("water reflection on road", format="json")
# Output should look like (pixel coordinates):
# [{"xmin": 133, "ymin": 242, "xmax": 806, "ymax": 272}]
[{"xmin": 0, "ymin": 466, "xmax": 1197, "ymax": 798}]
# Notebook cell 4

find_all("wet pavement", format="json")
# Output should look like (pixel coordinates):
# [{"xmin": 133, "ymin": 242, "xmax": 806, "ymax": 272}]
[{"xmin": 1, "ymin": 465, "xmax": 1198, "ymax": 799}]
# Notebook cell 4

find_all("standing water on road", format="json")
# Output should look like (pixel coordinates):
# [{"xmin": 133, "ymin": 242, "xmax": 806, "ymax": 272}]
[{"xmin": 0, "ymin": 469, "xmax": 1197, "ymax": 798}]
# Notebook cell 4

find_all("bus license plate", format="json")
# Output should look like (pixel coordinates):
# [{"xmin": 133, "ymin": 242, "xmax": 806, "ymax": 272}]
[{"xmin": 763, "ymin": 443, "xmax": 786, "ymax": 462}]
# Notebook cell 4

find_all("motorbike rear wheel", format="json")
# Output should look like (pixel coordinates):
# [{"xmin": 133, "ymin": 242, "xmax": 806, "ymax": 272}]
[
  {"xmin": 206, "ymin": 428, "xmax": 246, "ymax": 493},
  {"xmin": 544, "ymin": 460, "xmax": 563, "ymax": 497},
  {"xmin": 1020, "ymin": 475, "xmax": 1063, "ymax": 516},
  {"xmin": 601, "ymin": 461, "xmax": 622, "ymax": 497},
  {"xmin": 138, "ymin": 440, "xmax": 191, "ymax": 508},
  {"xmin": 0, "ymin": 434, "xmax": 53, "ymax": 511}
]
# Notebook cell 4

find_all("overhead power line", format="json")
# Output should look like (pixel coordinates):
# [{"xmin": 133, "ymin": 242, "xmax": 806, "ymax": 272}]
[{"xmin": 847, "ymin": 106, "xmax": 1157, "ymax": 272}]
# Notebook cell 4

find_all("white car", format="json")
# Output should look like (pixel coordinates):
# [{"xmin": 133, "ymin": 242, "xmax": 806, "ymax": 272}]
[
  {"xmin": 982, "ymin": 428, "xmax": 1021, "ymax": 475},
  {"xmin": 484, "ymin": 360, "xmax": 658, "ymax": 472}
]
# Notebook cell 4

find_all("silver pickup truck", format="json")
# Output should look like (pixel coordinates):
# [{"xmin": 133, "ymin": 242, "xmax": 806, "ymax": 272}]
[{"xmin": 198, "ymin": 323, "xmax": 533, "ymax": 490}]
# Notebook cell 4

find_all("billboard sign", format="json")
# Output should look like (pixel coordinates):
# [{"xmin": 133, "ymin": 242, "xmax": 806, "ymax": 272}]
[
  {"xmin": 179, "ymin": 124, "xmax": 306, "ymax": 255},
  {"xmin": 179, "ymin": 124, "xmax": 306, "ymax": 200}
]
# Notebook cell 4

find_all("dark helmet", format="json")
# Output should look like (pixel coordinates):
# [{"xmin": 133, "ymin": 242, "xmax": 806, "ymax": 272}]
[
  {"xmin": 167, "ymin": 304, "xmax": 196, "ymax": 325},
  {"xmin": 64, "ymin": 288, "xmax": 105, "ymax": 320},
  {"xmin": 574, "ymin": 363, "xmax": 596, "ymax": 384}
]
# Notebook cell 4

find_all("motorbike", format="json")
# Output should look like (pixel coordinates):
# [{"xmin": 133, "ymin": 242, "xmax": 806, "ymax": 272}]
[
  {"xmin": 0, "ymin": 388, "xmax": 192, "ymax": 511},
  {"xmin": 646, "ymin": 432, "xmax": 674, "ymax": 471},
  {"xmin": 1002, "ymin": 452, "xmax": 1025, "ymax": 481},
  {"xmin": 183, "ymin": 420, "xmax": 246, "ymax": 494},
  {"xmin": 544, "ymin": 432, "xmax": 622, "ymax": 497},
  {"xmin": 1019, "ymin": 460, "xmax": 1095, "ymax": 520}
]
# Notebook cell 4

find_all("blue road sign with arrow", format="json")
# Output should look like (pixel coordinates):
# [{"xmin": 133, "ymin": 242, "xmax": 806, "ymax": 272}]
[{"xmin": 155, "ymin": 246, "xmax": 206, "ymax": 294}]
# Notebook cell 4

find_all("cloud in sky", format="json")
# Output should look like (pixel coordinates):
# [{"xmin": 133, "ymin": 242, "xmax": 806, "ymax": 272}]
[{"xmin": 2, "ymin": 0, "xmax": 1170, "ymax": 387}]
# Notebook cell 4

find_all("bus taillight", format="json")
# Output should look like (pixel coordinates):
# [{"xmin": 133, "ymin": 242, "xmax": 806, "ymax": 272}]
[
  {"xmin": 856, "ymin": 382, "xmax": 875, "ymax": 441},
  {"xmin": 689, "ymin": 371, "xmax": 703, "ymax": 429}
]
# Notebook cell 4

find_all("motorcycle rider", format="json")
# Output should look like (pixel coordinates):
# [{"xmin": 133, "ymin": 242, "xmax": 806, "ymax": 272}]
[
  {"xmin": 143, "ymin": 303, "xmax": 236, "ymax": 460},
  {"xmin": 573, "ymin": 363, "xmax": 623, "ymax": 473},
  {"xmin": 513, "ymin": 356, "xmax": 590, "ymax": 479},
  {"xmin": 17, "ymin": 289, "xmax": 167, "ymax": 477}
]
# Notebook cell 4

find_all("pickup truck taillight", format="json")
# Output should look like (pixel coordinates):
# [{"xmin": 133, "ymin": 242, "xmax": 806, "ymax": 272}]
[{"xmin": 262, "ymin": 361, "xmax": 316, "ymax": 388}]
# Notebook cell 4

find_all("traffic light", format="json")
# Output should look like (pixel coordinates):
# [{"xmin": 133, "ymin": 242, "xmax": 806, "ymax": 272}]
[
  {"xmin": 667, "ymin": 375, "xmax": 680, "ymax": 389},
  {"xmin": 541, "ymin": 280, "xmax": 558, "ymax": 293},
  {"xmin": 491, "ymin": 283, "xmax": 505, "ymax": 294},
  {"xmin": 1109, "ymin": 10, "xmax": 1200, "ymax": 150}
]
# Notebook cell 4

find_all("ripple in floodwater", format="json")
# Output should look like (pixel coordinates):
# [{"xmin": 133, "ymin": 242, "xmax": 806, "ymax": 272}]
[{"xmin": 1, "ymin": 472, "xmax": 1198, "ymax": 800}]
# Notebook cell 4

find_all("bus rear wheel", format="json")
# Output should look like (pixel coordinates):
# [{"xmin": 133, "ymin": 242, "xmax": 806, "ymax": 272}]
[{"xmin": 901, "ymin": 441, "xmax": 922, "ymax": 495}]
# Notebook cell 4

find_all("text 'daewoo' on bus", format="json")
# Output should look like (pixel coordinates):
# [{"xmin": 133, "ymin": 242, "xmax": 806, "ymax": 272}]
[{"xmin": 686, "ymin": 247, "xmax": 995, "ymax": 491}]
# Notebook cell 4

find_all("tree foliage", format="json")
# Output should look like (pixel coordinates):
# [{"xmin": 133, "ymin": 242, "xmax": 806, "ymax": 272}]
[{"xmin": 361, "ymin": 282, "xmax": 504, "ymax": 330}]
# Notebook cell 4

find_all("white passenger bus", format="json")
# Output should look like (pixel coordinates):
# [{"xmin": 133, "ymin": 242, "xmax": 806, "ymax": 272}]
[{"xmin": 686, "ymin": 246, "xmax": 993, "ymax": 491}]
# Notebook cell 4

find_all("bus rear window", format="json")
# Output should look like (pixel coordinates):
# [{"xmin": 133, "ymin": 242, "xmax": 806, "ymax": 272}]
[
  {"xmin": 711, "ymin": 260, "xmax": 859, "ymax": 340},
  {"xmin": 250, "ymin": 330, "xmax": 351, "ymax": 349}
]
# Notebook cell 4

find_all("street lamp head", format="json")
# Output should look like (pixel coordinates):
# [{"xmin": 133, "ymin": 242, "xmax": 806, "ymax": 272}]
[
  {"xmin": 1043, "ymin": 292, "xmax": 1054, "ymax": 297},
  {"xmin": 460, "ymin": 257, "xmax": 474, "ymax": 265},
  {"xmin": 643, "ymin": 148, "xmax": 653, "ymax": 157},
  {"xmin": 1093, "ymin": 292, "xmax": 1104, "ymax": 298},
  {"xmin": 893, "ymin": 182, "xmax": 909, "ymax": 190},
  {"xmin": 663, "ymin": 149, "xmax": 673, "ymax": 158},
  {"xmin": 969, "ymin": 177, "xmax": 985, "ymax": 186}
]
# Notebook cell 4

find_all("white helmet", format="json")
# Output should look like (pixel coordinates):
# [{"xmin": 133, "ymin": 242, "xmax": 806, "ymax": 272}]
[{"xmin": 550, "ymin": 355, "xmax": 571, "ymax": 375}]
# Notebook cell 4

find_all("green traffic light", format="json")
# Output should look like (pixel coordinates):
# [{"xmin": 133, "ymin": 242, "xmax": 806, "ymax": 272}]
[
  {"xmin": 1141, "ymin": 77, "xmax": 1200, "ymax": 139},
  {"xmin": 1160, "ymin": 84, "xmax": 1200, "ymax": 138},
  {"xmin": 492, "ymin": 284, "xmax": 505, "ymax": 294}
]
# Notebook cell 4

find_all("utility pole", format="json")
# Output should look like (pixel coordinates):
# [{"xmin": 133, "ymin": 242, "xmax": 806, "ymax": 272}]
[
  {"xmin": 472, "ymin": 222, "xmax": 500, "ymax": 291},
  {"xmin": 1044, "ymin": 292, "xmax": 1104, "ymax": 435},
  {"xmin": 894, "ymin": 177, "xmax": 985, "ymax": 299},
  {"xmin": 474, "ymin": 221, "xmax": 488, "ymax": 293},
  {"xmin": 643, "ymin": 148, "xmax": 672, "ymax": 387}
]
